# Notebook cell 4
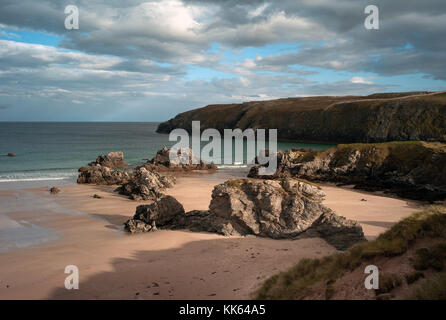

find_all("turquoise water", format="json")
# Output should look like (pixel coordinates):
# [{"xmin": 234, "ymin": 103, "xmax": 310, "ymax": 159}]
[{"xmin": 0, "ymin": 122, "xmax": 334, "ymax": 184}]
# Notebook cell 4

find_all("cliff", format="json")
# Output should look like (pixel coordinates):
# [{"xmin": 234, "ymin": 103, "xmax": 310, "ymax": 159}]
[
  {"xmin": 248, "ymin": 141, "xmax": 446, "ymax": 201},
  {"xmin": 157, "ymin": 91, "xmax": 446, "ymax": 143}
]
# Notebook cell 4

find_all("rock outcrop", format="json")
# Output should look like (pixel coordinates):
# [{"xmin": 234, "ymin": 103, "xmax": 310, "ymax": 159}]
[
  {"xmin": 116, "ymin": 167, "xmax": 176, "ymax": 200},
  {"xmin": 124, "ymin": 178, "xmax": 365, "ymax": 250},
  {"xmin": 77, "ymin": 151, "xmax": 132, "ymax": 185},
  {"xmin": 124, "ymin": 195, "xmax": 184, "ymax": 233},
  {"xmin": 49, "ymin": 187, "xmax": 60, "ymax": 195},
  {"xmin": 77, "ymin": 165, "xmax": 132, "ymax": 185},
  {"xmin": 89, "ymin": 152, "xmax": 126, "ymax": 168},
  {"xmin": 248, "ymin": 141, "xmax": 446, "ymax": 201},
  {"xmin": 142, "ymin": 147, "xmax": 217, "ymax": 172},
  {"xmin": 157, "ymin": 91, "xmax": 446, "ymax": 143}
]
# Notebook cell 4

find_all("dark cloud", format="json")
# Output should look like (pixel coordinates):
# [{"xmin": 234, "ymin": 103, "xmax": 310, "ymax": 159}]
[{"xmin": 0, "ymin": 0, "xmax": 445, "ymax": 121}]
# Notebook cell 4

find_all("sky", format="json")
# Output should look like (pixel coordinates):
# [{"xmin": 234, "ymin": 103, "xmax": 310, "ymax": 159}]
[{"xmin": 0, "ymin": 0, "xmax": 445, "ymax": 121}]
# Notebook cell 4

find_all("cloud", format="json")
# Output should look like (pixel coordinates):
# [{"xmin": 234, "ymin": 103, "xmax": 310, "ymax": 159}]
[
  {"xmin": 350, "ymin": 77, "xmax": 373, "ymax": 84},
  {"xmin": 0, "ymin": 0, "xmax": 445, "ymax": 121}
]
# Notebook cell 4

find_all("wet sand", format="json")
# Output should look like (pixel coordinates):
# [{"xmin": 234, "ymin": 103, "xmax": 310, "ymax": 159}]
[{"xmin": 0, "ymin": 173, "xmax": 420, "ymax": 299}]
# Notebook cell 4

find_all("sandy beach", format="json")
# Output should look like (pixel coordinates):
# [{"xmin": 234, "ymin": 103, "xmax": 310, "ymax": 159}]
[{"xmin": 0, "ymin": 172, "xmax": 420, "ymax": 300}]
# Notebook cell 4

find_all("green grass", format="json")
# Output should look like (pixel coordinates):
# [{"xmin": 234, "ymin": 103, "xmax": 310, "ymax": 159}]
[
  {"xmin": 413, "ymin": 243, "xmax": 446, "ymax": 271},
  {"xmin": 407, "ymin": 271, "xmax": 446, "ymax": 300},
  {"xmin": 255, "ymin": 206, "xmax": 446, "ymax": 300}
]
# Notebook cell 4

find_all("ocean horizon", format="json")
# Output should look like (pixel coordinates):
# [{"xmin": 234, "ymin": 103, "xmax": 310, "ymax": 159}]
[{"xmin": 0, "ymin": 122, "xmax": 334, "ymax": 185}]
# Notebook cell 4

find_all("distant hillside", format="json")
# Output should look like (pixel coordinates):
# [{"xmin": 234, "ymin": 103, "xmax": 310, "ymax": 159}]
[{"xmin": 157, "ymin": 91, "xmax": 446, "ymax": 143}]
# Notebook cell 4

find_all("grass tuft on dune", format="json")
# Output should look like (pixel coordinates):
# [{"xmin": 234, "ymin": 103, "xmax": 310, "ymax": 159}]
[{"xmin": 255, "ymin": 205, "xmax": 446, "ymax": 300}]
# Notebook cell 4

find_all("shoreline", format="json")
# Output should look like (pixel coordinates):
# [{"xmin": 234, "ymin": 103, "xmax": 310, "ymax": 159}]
[{"xmin": 0, "ymin": 171, "xmax": 421, "ymax": 299}]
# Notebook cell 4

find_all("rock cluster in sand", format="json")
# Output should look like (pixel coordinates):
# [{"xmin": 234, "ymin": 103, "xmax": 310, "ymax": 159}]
[
  {"xmin": 248, "ymin": 142, "xmax": 446, "ymax": 201},
  {"xmin": 116, "ymin": 167, "xmax": 176, "ymax": 201},
  {"xmin": 125, "ymin": 178, "xmax": 365, "ymax": 250},
  {"xmin": 77, "ymin": 165, "xmax": 132, "ymax": 185},
  {"xmin": 77, "ymin": 148, "xmax": 215, "ymax": 193},
  {"xmin": 89, "ymin": 151, "xmax": 127, "ymax": 168}
]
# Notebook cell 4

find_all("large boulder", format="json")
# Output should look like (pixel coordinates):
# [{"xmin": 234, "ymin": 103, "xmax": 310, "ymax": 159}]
[
  {"xmin": 89, "ymin": 151, "xmax": 127, "ymax": 168},
  {"xmin": 77, "ymin": 152, "xmax": 131, "ymax": 185},
  {"xmin": 143, "ymin": 147, "xmax": 217, "ymax": 172},
  {"xmin": 116, "ymin": 167, "xmax": 176, "ymax": 200},
  {"xmin": 124, "ymin": 195, "xmax": 185, "ymax": 233},
  {"xmin": 205, "ymin": 179, "xmax": 365, "ymax": 250},
  {"xmin": 77, "ymin": 165, "xmax": 132, "ymax": 185},
  {"xmin": 124, "ymin": 178, "xmax": 365, "ymax": 250}
]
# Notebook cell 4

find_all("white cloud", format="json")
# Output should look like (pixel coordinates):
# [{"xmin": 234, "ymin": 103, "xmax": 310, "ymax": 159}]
[{"xmin": 350, "ymin": 77, "xmax": 373, "ymax": 84}]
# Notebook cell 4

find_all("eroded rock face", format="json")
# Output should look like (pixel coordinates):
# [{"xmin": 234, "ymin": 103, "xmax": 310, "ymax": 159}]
[
  {"xmin": 124, "ymin": 178, "xmax": 365, "ymax": 250},
  {"xmin": 77, "ymin": 165, "xmax": 132, "ymax": 185},
  {"xmin": 89, "ymin": 152, "xmax": 127, "ymax": 168},
  {"xmin": 248, "ymin": 142, "xmax": 446, "ymax": 201},
  {"xmin": 116, "ymin": 167, "xmax": 176, "ymax": 200},
  {"xmin": 143, "ymin": 147, "xmax": 217, "ymax": 172}
]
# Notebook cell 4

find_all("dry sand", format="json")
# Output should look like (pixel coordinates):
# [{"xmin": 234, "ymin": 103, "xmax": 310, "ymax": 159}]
[{"xmin": 0, "ymin": 174, "xmax": 420, "ymax": 300}]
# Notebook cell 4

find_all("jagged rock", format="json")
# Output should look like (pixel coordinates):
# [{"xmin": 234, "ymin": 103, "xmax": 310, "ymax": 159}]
[
  {"xmin": 116, "ymin": 167, "xmax": 176, "ymax": 200},
  {"xmin": 204, "ymin": 179, "xmax": 364, "ymax": 250},
  {"xmin": 89, "ymin": 151, "xmax": 126, "ymax": 168},
  {"xmin": 77, "ymin": 165, "xmax": 132, "ymax": 185},
  {"xmin": 125, "ymin": 219, "xmax": 157, "ymax": 233},
  {"xmin": 143, "ymin": 147, "xmax": 217, "ymax": 172},
  {"xmin": 49, "ymin": 187, "xmax": 60, "ymax": 195},
  {"xmin": 124, "ymin": 195, "xmax": 184, "ymax": 233},
  {"xmin": 77, "ymin": 152, "xmax": 131, "ymax": 185},
  {"xmin": 248, "ymin": 142, "xmax": 446, "ymax": 201},
  {"xmin": 124, "ymin": 178, "xmax": 365, "ymax": 250},
  {"xmin": 93, "ymin": 194, "xmax": 103, "ymax": 199}
]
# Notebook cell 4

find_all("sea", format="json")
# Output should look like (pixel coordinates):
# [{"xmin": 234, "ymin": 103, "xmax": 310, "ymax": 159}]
[
  {"xmin": 0, "ymin": 122, "xmax": 335, "ymax": 252},
  {"xmin": 0, "ymin": 122, "xmax": 334, "ymax": 187}
]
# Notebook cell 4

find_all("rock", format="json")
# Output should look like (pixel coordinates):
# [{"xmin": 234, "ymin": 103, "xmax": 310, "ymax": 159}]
[
  {"xmin": 93, "ymin": 194, "xmax": 103, "ymax": 199},
  {"xmin": 203, "ymin": 178, "xmax": 364, "ymax": 249},
  {"xmin": 77, "ymin": 165, "xmax": 132, "ymax": 185},
  {"xmin": 116, "ymin": 167, "xmax": 176, "ymax": 200},
  {"xmin": 124, "ymin": 178, "xmax": 365, "ymax": 250},
  {"xmin": 124, "ymin": 195, "xmax": 184, "ymax": 233},
  {"xmin": 49, "ymin": 187, "xmax": 60, "ymax": 195},
  {"xmin": 124, "ymin": 219, "xmax": 155, "ymax": 233},
  {"xmin": 89, "ymin": 151, "xmax": 126, "ymax": 168},
  {"xmin": 77, "ymin": 152, "xmax": 131, "ymax": 185},
  {"xmin": 304, "ymin": 211, "xmax": 366, "ymax": 250},
  {"xmin": 143, "ymin": 147, "xmax": 217, "ymax": 172},
  {"xmin": 7, "ymin": 153, "xmax": 16, "ymax": 157},
  {"xmin": 248, "ymin": 142, "xmax": 446, "ymax": 202}
]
